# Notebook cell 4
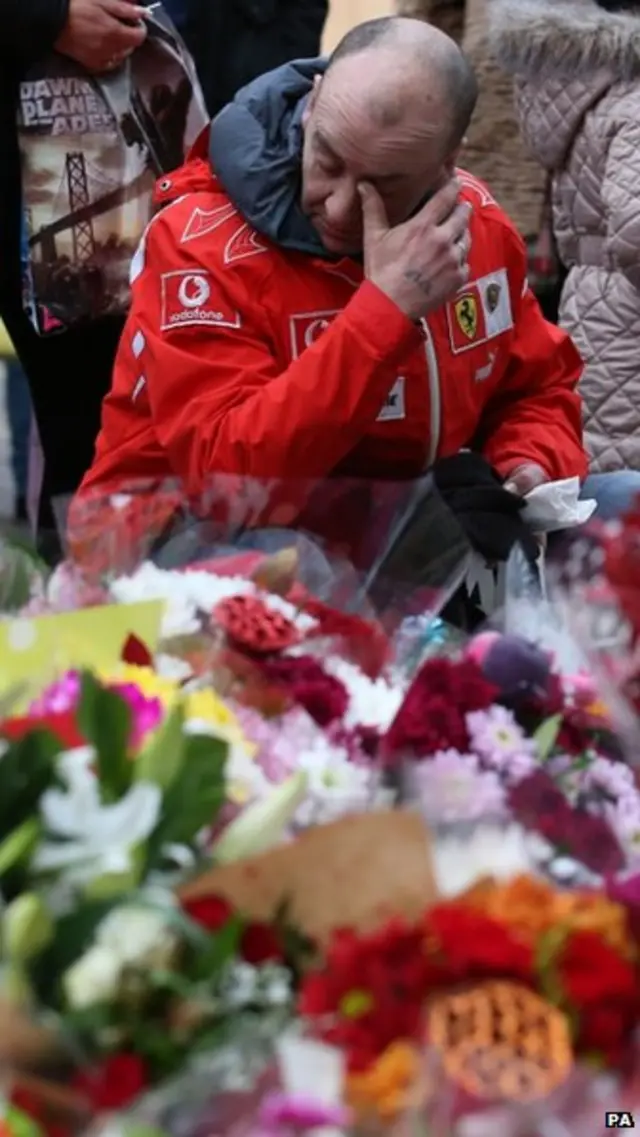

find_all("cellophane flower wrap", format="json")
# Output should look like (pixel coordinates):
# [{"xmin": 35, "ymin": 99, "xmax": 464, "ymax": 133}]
[{"xmin": 547, "ymin": 508, "xmax": 640, "ymax": 766}]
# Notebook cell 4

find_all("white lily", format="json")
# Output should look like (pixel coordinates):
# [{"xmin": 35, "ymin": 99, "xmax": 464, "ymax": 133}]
[
  {"xmin": 211, "ymin": 771, "xmax": 308, "ymax": 863},
  {"xmin": 34, "ymin": 748, "xmax": 161, "ymax": 886}
]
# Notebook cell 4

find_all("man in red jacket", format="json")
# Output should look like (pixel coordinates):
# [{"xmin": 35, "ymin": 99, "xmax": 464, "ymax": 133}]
[{"xmin": 76, "ymin": 15, "xmax": 592, "ymax": 544}]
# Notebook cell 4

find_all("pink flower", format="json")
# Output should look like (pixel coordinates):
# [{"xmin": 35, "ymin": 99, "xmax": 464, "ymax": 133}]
[
  {"xmin": 29, "ymin": 671, "xmax": 163, "ymax": 750},
  {"xmin": 408, "ymin": 749, "xmax": 507, "ymax": 823},
  {"xmin": 109, "ymin": 683, "xmax": 163, "ymax": 748},
  {"xmin": 465, "ymin": 705, "xmax": 536, "ymax": 782}
]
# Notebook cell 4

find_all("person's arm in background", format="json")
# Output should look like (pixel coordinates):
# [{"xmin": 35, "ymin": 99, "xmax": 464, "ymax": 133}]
[
  {"xmin": 602, "ymin": 117, "xmax": 640, "ymax": 291},
  {"xmin": 474, "ymin": 224, "xmax": 587, "ymax": 486},
  {"xmin": 0, "ymin": 0, "xmax": 147, "ymax": 72}
]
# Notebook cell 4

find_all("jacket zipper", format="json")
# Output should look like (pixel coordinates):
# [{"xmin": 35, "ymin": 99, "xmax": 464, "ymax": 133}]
[{"xmin": 421, "ymin": 319, "xmax": 441, "ymax": 466}]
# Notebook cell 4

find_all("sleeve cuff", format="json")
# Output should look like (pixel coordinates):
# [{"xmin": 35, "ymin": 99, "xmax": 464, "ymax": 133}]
[{"xmin": 342, "ymin": 281, "xmax": 424, "ymax": 364}]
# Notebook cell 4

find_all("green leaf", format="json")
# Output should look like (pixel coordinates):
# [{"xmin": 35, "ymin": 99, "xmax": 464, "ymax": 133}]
[
  {"xmin": 0, "ymin": 818, "xmax": 41, "ymax": 878},
  {"xmin": 190, "ymin": 915, "xmax": 244, "ymax": 983},
  {"xmin": 0, "ymin": 538, "xmax": 47, "ymax": 612},
  {"xmin": 76, "ymin": 672, "xmax": 132, "ymax": 801},
  {"xmin": 31, "ymin": 898, "xmax": 119, "ymax": 1007},
  {"xmin": 135, "ymin": 702, "xmax": 185, "ymax": 792},
  {"xmin": 0, "ymin": 729, "xmax": 62, "ymax": 838},
  {"xmin": 533, "ymin": 714, "xmax": 563, "ymax": 761},
  {"xmin": 146, "ymin": 733, "xmax": 227, "ymax": 862}
]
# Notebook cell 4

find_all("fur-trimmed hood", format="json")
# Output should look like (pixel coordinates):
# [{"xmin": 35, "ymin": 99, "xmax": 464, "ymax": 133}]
[
  {"xmin": 490, "ymin": 0, "xmax": 640, "ymax": 83},
  {"xmin": 489, "ymin": 0, "xmax": 640, "ymax": 169}
]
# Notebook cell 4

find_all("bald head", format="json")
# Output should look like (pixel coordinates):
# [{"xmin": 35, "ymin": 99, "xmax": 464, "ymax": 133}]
[
  {"xmin": 299, "ymin": 16, "xmax": 476, "ymax": 258},
  {"xmin": 326, "ymin": 16, "xmax": 478, "ymax": 151}
]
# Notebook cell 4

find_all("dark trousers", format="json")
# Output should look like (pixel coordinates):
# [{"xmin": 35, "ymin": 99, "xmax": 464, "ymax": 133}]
[{"xmin": 0, "ymin": 297, "xmax": 123, "ymax": 538}]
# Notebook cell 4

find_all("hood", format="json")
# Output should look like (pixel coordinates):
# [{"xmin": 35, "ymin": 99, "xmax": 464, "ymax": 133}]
[
  {"xmin": 208, "ymin": 57, "xmax": 330, "ymax": 258},
  {"xmin": 489, "ymin": 0, "xmax": 640, "ymax": 168}
]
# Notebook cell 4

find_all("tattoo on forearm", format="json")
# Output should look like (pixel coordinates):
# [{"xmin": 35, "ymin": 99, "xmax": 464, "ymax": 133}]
[{"xmin": 404, "ymin": 269, "xmax": 432, "ymax": 297}]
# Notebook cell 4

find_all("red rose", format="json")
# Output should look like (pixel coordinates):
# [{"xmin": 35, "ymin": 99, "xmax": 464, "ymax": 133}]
[
  {"xmin": 72, "ymin": 1053, "xmax": 147, "ymax": 1112},
  {"xmin": 240, "ymin": 923, "xmax": 283, "ymax": 965},
  {"xmin": 182, "ymin": 894, "xmax": 234, "ymax": 931}
]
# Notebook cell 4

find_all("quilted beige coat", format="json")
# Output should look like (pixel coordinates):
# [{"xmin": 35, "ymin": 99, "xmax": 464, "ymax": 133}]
[
  {"xmin": 395, "ymin": 0, "xmax": 548, "ymax": 238},
  {"xmin": 492, "ymin": 0, "xmax": 640, "ymax": 473}
]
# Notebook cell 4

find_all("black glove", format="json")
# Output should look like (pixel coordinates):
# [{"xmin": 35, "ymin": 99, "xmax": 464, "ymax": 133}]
[{"xmin": 433, "ymin": 452, "xmax": 540, "ymax": 565}]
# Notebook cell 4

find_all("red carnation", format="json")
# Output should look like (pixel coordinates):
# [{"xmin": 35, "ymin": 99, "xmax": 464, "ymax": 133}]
[
  {"xmin": 182, "ymin": 894, "xmax": 234, "ymax": 931},
  {"xmin": 558, "ymin": 931, "xmax": 638, "ymax": 1006},
  {"xmin": 302, "ymin": 598, "xmax": 390, "ymax": 678},
  {"xmin": 509, "ymin": 773, "xmax": 624, "ymax": 875},
  {"xmin": 425, "ymin": 904, "xmax": 534, "ymax": 985},
  {"xmin": 385, "ymin": 658, "xmax": 498, "ymax": 759},
  {"xmin": 260, "ymin": 655, "xmax": 348, "ymax": 726},
  {"xmin": 556, "ymin": 931, "xmax": 640, "ymax": 1061},
  {"xmin": 72, "ymin": 1053, "xmax": 147, "ymax": 1112},
  {"xmin": 299, "ymin": 920, "xmax": 431, "ymax": 1071}
]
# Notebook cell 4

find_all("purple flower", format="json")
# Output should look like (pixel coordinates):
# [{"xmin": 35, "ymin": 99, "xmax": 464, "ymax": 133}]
[
  {"xmin": 465, "ymin": 705, "xmax": 536, "ymax": 783},
  {"xmin": 408, "ymin": 749, "xmax": 507, "ymax": 823}
]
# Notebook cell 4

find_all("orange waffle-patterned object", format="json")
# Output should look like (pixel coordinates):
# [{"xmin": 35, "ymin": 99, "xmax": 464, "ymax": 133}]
[{"xmin": 428, "ymin": 981, "xmax": 573, "ymax": 1103}]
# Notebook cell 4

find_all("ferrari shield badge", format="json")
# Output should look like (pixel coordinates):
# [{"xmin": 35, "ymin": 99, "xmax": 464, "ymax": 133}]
[{"xmin": 454, "ymin": 295, "xmax": 478, "ymax": 340}]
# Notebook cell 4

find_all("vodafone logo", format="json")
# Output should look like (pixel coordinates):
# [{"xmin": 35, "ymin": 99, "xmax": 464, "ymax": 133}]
[
  {"xmin": 160, "ymin": 270, "xmax": 241, "ymax": 333},
  {"xmin": 177, "ymin": 274, "xmax": 211, "ymax": 308},
  {"xmin": 289, "ymin": 310, "xmax": 341, "ymax": 359},
  {"xmin": 304, "ymin": 318, "xmax": 331, "ymax": 347}
]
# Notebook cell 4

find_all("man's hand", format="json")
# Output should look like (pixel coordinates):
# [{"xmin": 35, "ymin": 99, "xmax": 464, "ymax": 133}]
[
  {"xmin": 359, "ymin": 179, "xmax": 472, "ymax": 322},
  {"xmin": 55, "ymin": 0, "xmax": 147, "ymax": 72},
  {"xmin": 503, "ymin": 462, "xmax": 549, "ymax": 496}
]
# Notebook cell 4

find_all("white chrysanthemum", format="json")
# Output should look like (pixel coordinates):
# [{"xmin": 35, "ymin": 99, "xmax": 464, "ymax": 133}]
[
  {"xmin": 293, "ymin": 733, "xmax": 389, "ymax": 827},
  {"xmin": 432, "ymin": 822, "xmax": 549, "ymax": 897},
  {"xmin": 323, "ymin": 655, "xmax": 405, "ymax": 730},
  {"xmin": 110, "ymin": 561, "xmax": 316, "ymax": 639}
]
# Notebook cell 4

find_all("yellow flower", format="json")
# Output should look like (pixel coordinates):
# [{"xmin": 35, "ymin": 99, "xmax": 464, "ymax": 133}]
[
  {"xmin": 99, "ymin": 665, "xmax": 255, "ymax": 756},
  {"xmin": 99, "ymin": 665, "xmax": 177, "ymax": 706}
]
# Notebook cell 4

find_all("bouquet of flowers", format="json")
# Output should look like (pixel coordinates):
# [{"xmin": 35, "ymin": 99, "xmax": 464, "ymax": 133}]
[
  {"xmin": 18, "ymin": 807, "xmax": 637, "ymax": 1137},
  {"xmin": 384, "ymin": 628, "xmax": 640, "ymax": 882}
]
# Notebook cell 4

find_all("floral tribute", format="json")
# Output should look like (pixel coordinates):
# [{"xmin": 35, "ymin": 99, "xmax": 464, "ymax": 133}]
[
  {"xmin": 0, "ymin": 668, "xmax": 309, "ymax": 1125},
  {"xmin": 299, "ymin": 871, "xmax": 640, "ymax": 1121},
  {"xmin": 24, "ymin": 553, "xmax": 404, "ymax": 829},
  {"xmin": 385, "ymin": 629, "xmax": 640, "ymax": 877}
]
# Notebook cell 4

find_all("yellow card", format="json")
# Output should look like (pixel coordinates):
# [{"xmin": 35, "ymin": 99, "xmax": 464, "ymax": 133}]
[{"xmin": 0, "ymin": 601, "xmax": 164, "ymax": 698}]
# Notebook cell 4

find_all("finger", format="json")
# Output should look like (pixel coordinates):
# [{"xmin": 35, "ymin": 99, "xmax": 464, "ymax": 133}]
[
  {"xmin": 358, "ymin": 182, "xmax": 389, "ymax": 241},
  {"xmin": 421, "ymin": 179, "xmax": 460, "ymax": 226},
  {"xmin": 440, "ymin": 201, "xmax": 472, "ymax": 246},
  {"xmin": 101, "ymin": 0, "xmax": 147, "ymax": 19},
  {"xmin": 504, "ymin": 464, "xmax": 547, "ymax": 496},
  {"xmin": 104, "ymin": 17, "xmax": 147, "ymax": 49}
]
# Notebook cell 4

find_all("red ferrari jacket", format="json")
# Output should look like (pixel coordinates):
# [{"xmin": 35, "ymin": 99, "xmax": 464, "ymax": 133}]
[{"xmin": 77, "ymin": 158, "xmax": 586, "ymax": 504}]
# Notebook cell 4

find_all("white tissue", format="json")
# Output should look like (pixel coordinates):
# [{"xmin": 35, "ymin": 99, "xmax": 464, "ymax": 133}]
[
  {"xmin": 465, "ymin": 478, "xmax": 596, "ymax": 616},
  {"xmin": 521, "ymin": 477, "xmax": 596, "ymax": 533},
  {"xmin": 276, "ymin": 1032, "xmax": 346, "ymax": 1137}
]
